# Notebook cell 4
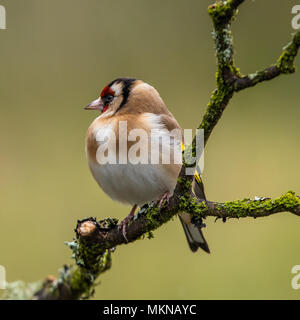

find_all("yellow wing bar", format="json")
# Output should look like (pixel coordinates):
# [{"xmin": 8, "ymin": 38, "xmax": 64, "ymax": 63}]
[{"xmin": 181, "ymin": 143, "xmax": 202, "ymax": 184}]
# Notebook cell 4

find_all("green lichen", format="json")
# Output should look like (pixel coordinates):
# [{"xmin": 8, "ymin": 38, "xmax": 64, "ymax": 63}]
[
  {"xmin": 99, "ymin": 218, "xmax": 119, "ymax": 230},
  {"xmin": 68, "ymin": 267, "xmax": 91, "ymax": 298},
  {"xmin": 68, "ymin": 249, "xmax": 111, "ymax": 299},
  {"xmin": 179, "ymin": 196, "xmax": 208, "ymax": 219},
  {"xmin": 277, "ymin": 32, "xmax": 300, "ymax": 74},
  {"xmin": 1, "ymin": 281, "xmax": 42, "ymax": 300},
  {"xmin": 276, "ymin": 191, "xmax": 300, "ymax": 210},
  {"xmin": 221, "ymin": 191, "xmax": 300, "ymax": 218},
  {"xmin": 208, "ymin": 1, "xmax": 235, "ymax": 26},
  {"xmin": 146, "ymin": 231, "xmax": 154, "ymax": 239},
  {"xmin": 144, "ymin": 202, "xmax": 177, "ymax": 232},
  {"xmin": 196, "ymin": 1, "xmax": 242, "ymax": 145},
  {"xmin": 145, "ymin": 205, "xmax": 162, "ymax": 230},
  {"xmin": 74, "ymin": 238, "xmax": 107, "ymax": 273},
  {"xmin": 214, "ymin": 25, "xmax": 234, "ymax": 66},
  {"xmin": 234, "ymin": 69, "xmax": 271, "ymax": 90},
  {"xmin": 33, "ymin": 245, "xmax": 112, "ymax": 300},
  {"xmin": 177, "ymin": 176, "xmax": 193, "ymax": 194},
  {"xmin": 61, "ymin": 232, "xmax": 112, "ymax": 299},
  {"xmin": 200, "ymin": 84, "xmax": 234, "ymax": 143},
  {"xmin": 179, "ymin": 191, "xmax": 300, "ymax": 221},
  {"xmin": 140, "ymin": 176, "xmax": 195, "ymax": 232}
]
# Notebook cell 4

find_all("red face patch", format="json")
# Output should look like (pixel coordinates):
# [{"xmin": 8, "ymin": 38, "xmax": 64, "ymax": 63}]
[{"xmin": 100, "ymin": 86, "xmax": 114, "ymax": 98}]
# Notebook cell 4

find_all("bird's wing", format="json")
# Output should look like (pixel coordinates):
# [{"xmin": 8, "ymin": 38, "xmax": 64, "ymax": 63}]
[
  {"xmin": 181, "ymin": 143, "xmax": 206, "ymax": 200},
  {"xmin": 158, "ymin": 113, "xmax": 182, "ymax": 131},
  {"xmin": 158, "ymin": 114, "xmax": 206, "ymax": 200}
]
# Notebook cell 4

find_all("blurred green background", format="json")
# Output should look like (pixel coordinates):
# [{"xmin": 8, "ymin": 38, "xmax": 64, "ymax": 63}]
[{"xmin": 1, "ymin": 0, "xmax": 300, "ymax": 300}]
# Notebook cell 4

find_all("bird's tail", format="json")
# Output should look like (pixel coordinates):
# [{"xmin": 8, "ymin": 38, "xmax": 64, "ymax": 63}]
[
  {"xmin": 180, "ymin": 143, "xmax": 210, "ymax": 253},
  {"xmin": 178, "ymin": 213, "xmax": 210, "ymax": 253}
]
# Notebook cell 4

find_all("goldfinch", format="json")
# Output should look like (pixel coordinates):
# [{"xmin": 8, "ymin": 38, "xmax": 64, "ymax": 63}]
[{"xmin": 84, "ymin": 78, "xmax": 209, "ymax": 253}]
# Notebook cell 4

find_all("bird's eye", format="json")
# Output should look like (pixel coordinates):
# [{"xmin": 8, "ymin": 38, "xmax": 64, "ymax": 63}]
[{"xmin": 103, "ymin": 95, "xmax": 114, "ymax": 105}]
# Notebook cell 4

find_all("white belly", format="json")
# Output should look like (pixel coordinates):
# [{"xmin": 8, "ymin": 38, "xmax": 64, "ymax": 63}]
[
  {"xmin": 88, "ymin": 161, "xmax": 178, "ymax": 206},
  {"xmin": 86, "ymin": 112, "xmax": 182, "ymax": 206}
]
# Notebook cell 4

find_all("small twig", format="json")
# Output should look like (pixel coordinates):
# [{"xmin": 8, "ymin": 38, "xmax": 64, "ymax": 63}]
[{"xmin": 234, "ymin": 32, "xmax": 300, "ymax": 91}]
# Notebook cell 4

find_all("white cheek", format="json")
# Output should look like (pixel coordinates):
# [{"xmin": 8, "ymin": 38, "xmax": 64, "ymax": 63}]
[{"xmin": 110, "ymin": 82, "xmax": 123, "ymax": 96}]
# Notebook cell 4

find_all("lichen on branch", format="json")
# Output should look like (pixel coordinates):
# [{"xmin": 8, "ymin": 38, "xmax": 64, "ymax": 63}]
[{"xmin": 3, "ymin": 0, "xmax": 299, "ymax": 300}]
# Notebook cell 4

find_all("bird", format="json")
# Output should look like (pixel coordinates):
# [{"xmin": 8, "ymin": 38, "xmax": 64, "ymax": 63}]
[{"xmin": 84, "ymin": 77, "xmax": 210, "ymax": 253}]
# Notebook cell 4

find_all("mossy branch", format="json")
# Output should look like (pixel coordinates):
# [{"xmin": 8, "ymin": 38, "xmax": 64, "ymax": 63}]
[
  {"xmin": 198, "ymin": 0, "xmax": 300, "ymax": 146},
  {"xmin": 70, "ymin": 191, "xmax": 300, "ymax": 250},
  {"xmin": 31, "ymin": 188, "xmax": 300, "ymax": 300},
  {"xmin": 234, "ymin": 32, "xmax": 300, "ymax": 91},
  {"xmin": 3, "ymin": 0, "xmax": 299, "ymax": 300}
]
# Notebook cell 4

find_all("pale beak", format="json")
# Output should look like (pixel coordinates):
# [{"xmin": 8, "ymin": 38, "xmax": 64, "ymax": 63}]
[{"xmin": 84, "ymin": 98, "xmax": 104, "ymax": 111}]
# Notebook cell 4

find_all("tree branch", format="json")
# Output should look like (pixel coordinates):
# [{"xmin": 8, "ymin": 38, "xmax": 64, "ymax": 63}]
[
  {"xmin": 3, "ymin": 0, "xmax": 299, "ymax": 300},
  {"xmin": 196, "ymin": 1, "xmax": 300, "ymax": 146},
  {"xmin": 31, "ymin": 189, "xmax": 300, "ymax": 300},
  {"xmin": 75, "ymin": 191, "xmax": 300, "ymax": 249},
  {"xmin": 234, "ymin": 32, "xmax": 300, "ymax": 91}
]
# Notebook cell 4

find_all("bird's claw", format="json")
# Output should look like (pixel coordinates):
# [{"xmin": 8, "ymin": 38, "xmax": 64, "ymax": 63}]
[
  {"xmin": 118, "ymin": 204, "xmax": 137, "ymax": 242},
  {"xmin": 156, "ymin": 192, "xmax": 171, "ymax": 211},
  {"xmin": 118, "ymin": 217, "xmax": 132, "ymax": 242}
]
